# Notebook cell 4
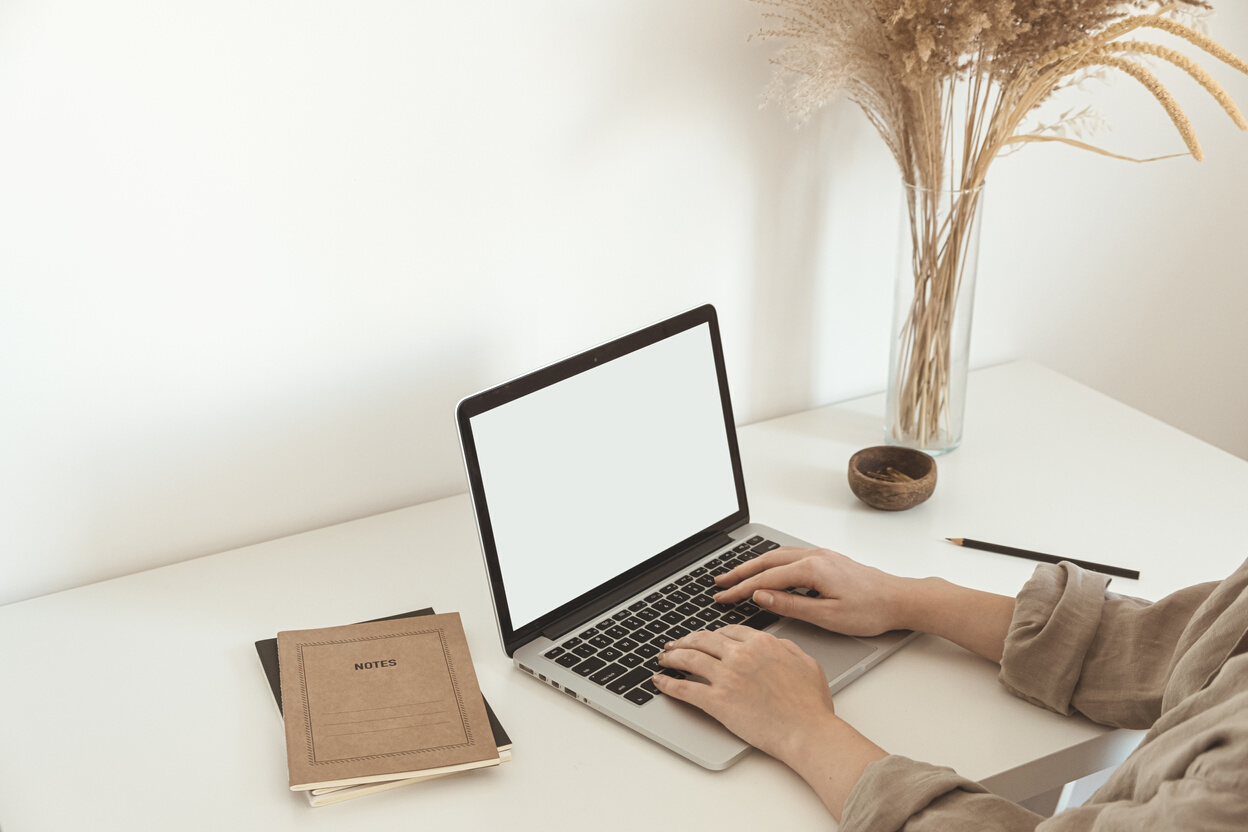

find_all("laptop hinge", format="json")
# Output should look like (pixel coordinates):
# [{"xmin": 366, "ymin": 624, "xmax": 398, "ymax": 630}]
[{"xmin": 540, "ymin": 531, "xmax": 735, "ymax": 641}]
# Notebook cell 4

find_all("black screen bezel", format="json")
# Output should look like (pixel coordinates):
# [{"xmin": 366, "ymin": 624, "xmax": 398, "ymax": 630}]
[{"xmin": 455, "ymin": 304, "xmax": 749, "ymax": 656}]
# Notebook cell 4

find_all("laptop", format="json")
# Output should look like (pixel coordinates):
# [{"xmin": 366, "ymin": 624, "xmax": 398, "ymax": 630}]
[{"xmin": 456, "ymin": 304, "xmax": 916, "ymax": 769}]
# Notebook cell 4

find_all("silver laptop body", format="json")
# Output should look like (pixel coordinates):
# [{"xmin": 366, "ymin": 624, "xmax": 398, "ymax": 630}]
[{"xmin": 456, "ymin": 305, "xmax": 916, "ymax": 770}]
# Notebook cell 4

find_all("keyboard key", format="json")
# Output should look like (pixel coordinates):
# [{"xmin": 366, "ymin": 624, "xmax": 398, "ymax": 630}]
[
  {"xmin": 640, "ymin": 678, "xmax": 660, "ymax": 695},
  {"xmin": 630, "ymin": 628, "xmax": 655, "ymax": 643},
  {"xmin": 696, "ymin": 574, "xmax": 717, "ymax": 587},
  {"xmin": 605, "ymin": 625, "xmax": 629, "ymax": 640},
  {"xmin": 643, "ymin": 657, "xmax": 662, "ymax": 672},
  {"xmin": 613, "ymin": 610, "xmax": 631, "ymax": 622},
  {"xmin": 666, "ymin": 626, "xmax": 691, "ymax": 640},
  {"xmin": 619, "ymin": 653, "xmax": 644, "ymax": 668},
  {"xmin": 644, "ymin": 592, "xmax": 662, "ymax": 603},
  {"xmin": 555, "ymin": 652, "xmax": 581, "ymax": 668},
  {"xmin": 544, "ymin": 646, "xmax": 565, "ymax": 659},
  {"xmin": 636, "ymin": 608, "xmax": 660, "ymax": 621},
  {"xmin": 589, "ymin": 634, "xmax": 612, "ymax": 649},
  {"xmin": 704, "ymin": 558, "xmax": 722, "ymax": 568},
  {"xmin": 572, "ymin": 643, "xmax": 597, "ymax": 658},
  {"xmin": 636, "ymin": 643, "xmax": 660, "ymax": 658},
  {"xmin": 598, "ymin": 647, "xmax": 623, "ymax": 663},
  {"xmin": 695, "ymin": 608, "xmax": 719, "ymax": 622},
  {"xmin": 589, "ymin": 663, "xmax": 628, "ymax": 686},
  {"xmin": 676, "ymin": 575, "xmax": 693, "ymax": 585},
  {"xmin": 607, "ymin": 666, "xmax": 655, "ymax": 695},
  {"xmin": 596, "ymin": 619, "xmax": 614, "ymax": 630},
  {"xmin": 742, "ymin": 611, "xmax": 781, "ymax": 630},
  {"xmin": 690, "ymin": 567, "xmax": 707, "ymax": 577},
  {"xmin": 752, "ymin": 540, "xmax": 780, "ymax": 554},
  {"xmin": 668, "ymin": 590, "xmax": 691, "ymax": 604},
  {"xmin": 722, "ymin": 557, "xmax": 742, "ymax": 568},
  {"xmin": 721, "ymin": 611, "xmax": 746, "ymax": 625},
  {"xmin": 572, "ymin": 657, "xmax": 606, "ymax": 677},
  {"xmin": 660, "ymin": 611, "xmax": 684, "ymax": 625},
  {"xmin": 681, "ymin": 617, "xmax": 704, "ymax": 631},
  {"xmin": 732, "ymin": 542, "xmax": 751, "ymax": 553},
  {"xmin": 746, "ymin": 535, "xmax": 764, "ymax": 545},
  {"xmin": 660, "ymin": 583, "xmax": 679, "ymax": 594},
  {"xmin": 624, "ymin": 687, "xmax": 654, "ymax": 706},
  {"xmin": 621, "ymin": 616, "xmax": 643, "ymax": 630},
  {"xmin": 706, "ymin": 621, "xmax": 726, "ymax": 631},
  {"xmin": 646, "ymin": 620, "xmax": 670, "ymax": 633},
  {"xmin": 675, "ymin": 602, "xmax": 698, "ymax": 616},
  {"xmin": 691, "ymin": 594, "xmax": 714, "ymax": 608},
  {"xmin": 652, "ymin": 599, "xmax": 676, "ymax": 613},
  {"xmin": 562, "ymin": 637, "xmax": 582, "ymax": 649},
  {"xmin": 615, "ymin": 637, "xmax": 639, "ymax": 653},
  {"xmin": 629, "ymin": 600, "xmax": 648, "ymax": 612}
]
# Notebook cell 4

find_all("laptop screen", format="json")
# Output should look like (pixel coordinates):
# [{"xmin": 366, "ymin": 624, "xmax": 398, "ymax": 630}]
[{"xmin": 458, "ymin": 307, "xmax": 746, "ymax": 649}]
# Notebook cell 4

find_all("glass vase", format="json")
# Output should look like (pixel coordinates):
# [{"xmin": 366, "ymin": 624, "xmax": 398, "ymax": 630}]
[{"xmin": 885, "ymin": 182, "xmax": 985, "ymax": 455}]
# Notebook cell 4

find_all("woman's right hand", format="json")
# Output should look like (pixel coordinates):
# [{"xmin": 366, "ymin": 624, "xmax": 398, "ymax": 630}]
[{"xmin": 712, "ymin": 547, "xmax": 919, "ymax": 637}]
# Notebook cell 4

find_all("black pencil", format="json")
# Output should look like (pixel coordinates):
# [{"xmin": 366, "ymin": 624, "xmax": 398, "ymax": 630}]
[{"xmin": 946, "ymin": 538, "xmax": 1140, "ymax": 581}]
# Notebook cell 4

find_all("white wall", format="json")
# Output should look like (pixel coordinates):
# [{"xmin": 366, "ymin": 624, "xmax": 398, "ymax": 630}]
[{"xmin": 2, "ymin": 1, "xmax": 1245, "ymax": 606}]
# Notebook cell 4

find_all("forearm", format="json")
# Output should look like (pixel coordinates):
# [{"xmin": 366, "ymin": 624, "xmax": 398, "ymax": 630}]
[
  {"xmin": 781, "ymin": 712, "xmax": 888, "ymax": 823},
  {"xmin": 898, "ymin": 577, "xmax": 1015, "ymax": 664}
]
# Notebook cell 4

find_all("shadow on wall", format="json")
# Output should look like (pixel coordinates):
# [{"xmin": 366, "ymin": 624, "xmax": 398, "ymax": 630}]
[{"xmin": 2, "ymin": 337, "xmax": 488, "ymax": 606}]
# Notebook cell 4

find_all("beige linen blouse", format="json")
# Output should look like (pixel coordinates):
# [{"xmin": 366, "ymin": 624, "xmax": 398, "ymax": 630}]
[{"xmin": 841, "ymin": 558, "xmax": 1248, "ymax": 831}]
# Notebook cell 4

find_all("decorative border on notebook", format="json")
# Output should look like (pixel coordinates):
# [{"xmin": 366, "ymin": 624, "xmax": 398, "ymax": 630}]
[{"xmin": 296, "ymin": 627, "xmax": 475, "ymax": 765}]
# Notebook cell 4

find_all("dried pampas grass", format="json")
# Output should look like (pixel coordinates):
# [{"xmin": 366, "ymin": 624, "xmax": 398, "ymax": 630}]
[{"xmin": 752, "ymin": 0, "xmax": 1247, "ymax": 449}]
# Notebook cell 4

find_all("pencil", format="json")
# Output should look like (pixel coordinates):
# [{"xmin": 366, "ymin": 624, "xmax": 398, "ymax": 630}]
[{"xmin": 946, "ymin": 538, "xmax": 1140, "ymax": 581}]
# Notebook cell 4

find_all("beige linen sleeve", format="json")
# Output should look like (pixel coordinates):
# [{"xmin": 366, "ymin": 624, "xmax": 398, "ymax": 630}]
[
  {"xmin": 998, "ymin": 563, "xmax": 1218, "ymax": 729},
  {"xmin": 841, "ymin": 756, "xmax": 1044, "ymax": 832}
]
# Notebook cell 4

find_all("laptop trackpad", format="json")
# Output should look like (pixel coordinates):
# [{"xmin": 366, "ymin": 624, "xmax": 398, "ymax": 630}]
[{"xmin": 771, "ymin": 619, "xmax": 877, "ymax": 683}]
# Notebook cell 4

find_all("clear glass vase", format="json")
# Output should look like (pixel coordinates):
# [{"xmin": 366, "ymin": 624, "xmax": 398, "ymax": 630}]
[{"xmin": 885, "ymin": 182, "xmax": 985, "ymax": 455}]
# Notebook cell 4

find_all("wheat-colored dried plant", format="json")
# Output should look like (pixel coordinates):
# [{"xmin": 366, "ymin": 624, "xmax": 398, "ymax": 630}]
[{"xmin": 752, "ymin": 0, "xmax": 1247, "ymax": 449}]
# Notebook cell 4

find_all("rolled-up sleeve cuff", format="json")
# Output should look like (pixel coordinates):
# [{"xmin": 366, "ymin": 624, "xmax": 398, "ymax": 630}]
[
  {"xmin": 998, "ymin": 563, "xmax": 1110, "ymax": 714},
  {"xmin": 841, "ymin": 755, "xmax": 988, "ymax": 832}
]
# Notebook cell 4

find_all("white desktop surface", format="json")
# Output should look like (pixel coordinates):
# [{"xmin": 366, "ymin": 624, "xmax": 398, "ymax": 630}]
[{"xmin": 2, "ymin": 362, "xmax": 1245, "ymax": 831}]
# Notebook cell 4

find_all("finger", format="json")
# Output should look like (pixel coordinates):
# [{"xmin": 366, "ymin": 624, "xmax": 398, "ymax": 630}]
[
  {"xmin": 747, "ymin": 587, "xmax": 828, "ymax": 624},
  {"xmin": 664, "ymin": 628, "xmax": 732, "ymax": 659},
  {"xmin": 714, "ymin": 546, "xmax": 809, "ymax": 589},
  {"xmin": 708, "ymin": 623, "xmax": 766, "ymax": 643},
  {"xmin": 658, "ymin": 645, "xmax": 722, "ymax": 680},
  {"xmin": 714, "ymin": 560, "xmax": 811, "ymax": 604},
  {"xmin": 651, "ymin": 673, "xmax": 710, "ymax": 708}
]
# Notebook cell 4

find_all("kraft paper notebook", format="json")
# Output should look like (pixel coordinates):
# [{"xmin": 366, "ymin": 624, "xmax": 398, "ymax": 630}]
[
  {"xmin": 276, "ymin": 612, "xmax": 500, "ymax": 792},
  {"xmin": 255, "ymin": 608, "xmax": 512, "ymax": 806}
]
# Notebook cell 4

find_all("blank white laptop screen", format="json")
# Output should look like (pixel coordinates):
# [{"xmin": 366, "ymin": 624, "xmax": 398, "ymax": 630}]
[{"xmin": 468, "ymin": 323, "xmax": 741, "ymax": 631}]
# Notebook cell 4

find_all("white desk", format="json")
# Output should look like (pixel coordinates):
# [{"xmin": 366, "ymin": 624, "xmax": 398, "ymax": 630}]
[{"xmin": 2, "ymin": 362, "xmax": 1245, "ymax": 831}]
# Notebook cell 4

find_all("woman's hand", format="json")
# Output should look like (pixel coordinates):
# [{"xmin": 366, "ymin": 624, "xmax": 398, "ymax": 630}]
[
  {"xmin": 714, "ymin": 546, "xmax": 1016, "ymax": 663},
  {"xmin": 653, "ymin": 625, "xmax": 838, "ymax": 760},
  {"xmin": 653, "ymin": 625, "xmax": 888, "ymax": 821},
  {"xmin": 712, "ymin": 547, "xmax": 919, "ymax": 637}
]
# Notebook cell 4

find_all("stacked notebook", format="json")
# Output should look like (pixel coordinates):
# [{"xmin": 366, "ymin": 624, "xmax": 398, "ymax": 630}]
[{"xmin": 255, "ymin": 608, "xmax": 512, "ymax": 807}]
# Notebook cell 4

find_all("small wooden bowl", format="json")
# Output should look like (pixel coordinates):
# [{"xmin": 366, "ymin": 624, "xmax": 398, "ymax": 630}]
[{"xmin": 847, "ymin": 446, "xmax": 937, "ymax": 511}]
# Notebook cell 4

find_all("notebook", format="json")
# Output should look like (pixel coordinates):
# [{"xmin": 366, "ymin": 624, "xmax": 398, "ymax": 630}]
[{"xmin": 455, "ymin": 304, "xmax": 916, "ymax": 769}]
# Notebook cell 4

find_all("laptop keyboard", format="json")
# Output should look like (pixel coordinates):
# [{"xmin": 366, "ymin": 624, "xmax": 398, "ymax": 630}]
[{"xmin": 540, "ymin": 536, "xmax": 817, "ymax": 706}]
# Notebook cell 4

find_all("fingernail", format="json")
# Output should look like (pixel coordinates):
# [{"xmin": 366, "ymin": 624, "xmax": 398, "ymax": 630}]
[{"xmin": 755, "ymin": 590, "xmax": 773, "ymax": 606}]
